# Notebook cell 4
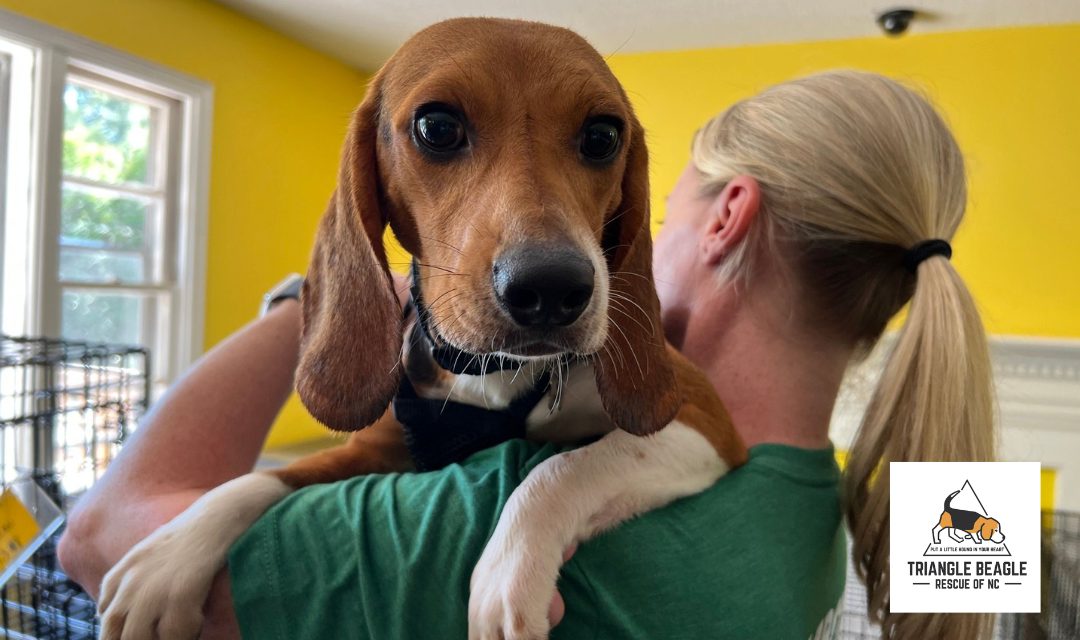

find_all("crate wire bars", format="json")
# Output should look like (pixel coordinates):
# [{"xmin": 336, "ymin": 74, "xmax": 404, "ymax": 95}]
[{"xmin": 0, "ymin": 335, "xmax": 148, "ymax": 639}]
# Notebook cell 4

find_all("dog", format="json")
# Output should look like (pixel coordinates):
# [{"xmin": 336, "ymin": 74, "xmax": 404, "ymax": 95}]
[
  {"xmin": 96, "ymin": 18, "xmax": 747, "ymax": 640},
  {"xmin": 932, "ymin": 490, "xmax": 1006, "ymax": 545}
]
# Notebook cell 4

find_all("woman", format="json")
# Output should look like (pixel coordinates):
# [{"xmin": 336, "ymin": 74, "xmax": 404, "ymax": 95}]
[{"xmin": 60, "ymin": 70, "xmax": 994, "ymax": 639}]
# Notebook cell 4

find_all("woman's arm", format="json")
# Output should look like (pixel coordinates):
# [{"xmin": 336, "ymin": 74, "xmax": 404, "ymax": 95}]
[{"xmin": 57, "ymin": 299, "xmax": 302, "ymax": 598}]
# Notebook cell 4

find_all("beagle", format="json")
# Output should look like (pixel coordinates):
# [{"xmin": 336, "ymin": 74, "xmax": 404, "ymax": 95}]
[
  {"xmin": 97, "ymin": 17, "xmax": 746, "ymax": 640},
  {"xmin": 932, "ymin": 490, "xmax": 1006, "ymax": 545}
]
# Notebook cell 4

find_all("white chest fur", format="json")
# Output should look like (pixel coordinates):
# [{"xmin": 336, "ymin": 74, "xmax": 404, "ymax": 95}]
[{"xmin": 412, "ymin": 360, "xmax": 613, "ymax": 444}]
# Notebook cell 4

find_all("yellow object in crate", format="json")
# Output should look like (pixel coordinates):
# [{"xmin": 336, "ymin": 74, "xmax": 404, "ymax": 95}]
[{"xmin": 0, "ymin": 479, "xmax": 64, "ymax": 587}]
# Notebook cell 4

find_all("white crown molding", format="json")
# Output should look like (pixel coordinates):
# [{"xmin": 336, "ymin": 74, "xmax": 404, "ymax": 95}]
[
  {"xmin": 830, "ymin": 334, "xmax": 1080, "ymax": 511},
  {"xmin": 992, "ymin": 338, "xmax": 1080, "ymax": 438},
  {"xmin": 990, "ymin": 336, "xmax": 1080, "ymax": 382}
]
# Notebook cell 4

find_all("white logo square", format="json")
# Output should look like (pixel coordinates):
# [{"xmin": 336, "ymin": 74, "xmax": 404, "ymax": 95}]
[{"xmin": 890, "ymin": 462, "xmax": 1041, "ymax": 613}]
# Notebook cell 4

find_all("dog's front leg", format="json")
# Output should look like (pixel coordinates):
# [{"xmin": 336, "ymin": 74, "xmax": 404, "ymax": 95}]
[
  {"xmin": 98, "ymin": 473, "xmax": 293, "ymax": 639},
  {"xmin": 468, "ymin": 421, "xmax": 729, "ymax": 640},
  {"xmin": 99, "ymin": 415, "xmax": 410, "ymax": 639}
]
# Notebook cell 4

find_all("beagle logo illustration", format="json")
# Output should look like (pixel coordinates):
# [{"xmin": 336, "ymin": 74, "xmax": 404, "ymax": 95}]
[
  {"xmin": 890, "ymin": 462, "xmax": 1040, "ymax": 613},
  {"xmin": 925, "ymin": 480, "xmax": 1009, "ymax": 556}
]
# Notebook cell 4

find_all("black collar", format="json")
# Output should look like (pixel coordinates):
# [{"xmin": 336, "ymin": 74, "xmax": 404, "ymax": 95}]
[
  {"xmin": 394, "ymin": 259, "xmax": 554, "ymax": 471},
  {"xmin": 393, "ymin": 370, "xmax": 552, "ymax": 471}
]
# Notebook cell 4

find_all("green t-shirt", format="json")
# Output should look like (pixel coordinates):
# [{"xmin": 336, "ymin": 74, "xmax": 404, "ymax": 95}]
[{"xmin": 229, "ymin": 441, "xmax": 846, "ymax": 639}]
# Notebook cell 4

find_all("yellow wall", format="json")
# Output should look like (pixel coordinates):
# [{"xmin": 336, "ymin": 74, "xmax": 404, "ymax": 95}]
[
  {"xmin": 6, "ymin": 5, "xmax": 1077, "ymax": 446},
  {"xmin": 609, "ymin": 23, "xmax": 1080, "ymax": 339},
  {"xmin": 0, "ymin": 0, "xmax": 367, "ymax": 445},
  {"xmin": 835, "ymin": 450, "xmax": 1058, "ymax": 512}
]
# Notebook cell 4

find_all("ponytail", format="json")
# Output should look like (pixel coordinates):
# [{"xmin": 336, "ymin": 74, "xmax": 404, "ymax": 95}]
[{"xmin": 845, "ymin": 256, "xmax": 996, "ymax": 638}]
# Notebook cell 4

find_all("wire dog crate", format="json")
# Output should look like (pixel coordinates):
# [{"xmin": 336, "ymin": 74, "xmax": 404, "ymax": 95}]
[
  {"xmin": 841, "ymin": 509, "xmax": 1080, "ymax": 639},
  {"xmin": 0, "ymin": 335, "xmax": 149, "ymax": 639},
  {"xmin": 1039, "ymin": 510, "xmax": 1080, "ymax": 639}
]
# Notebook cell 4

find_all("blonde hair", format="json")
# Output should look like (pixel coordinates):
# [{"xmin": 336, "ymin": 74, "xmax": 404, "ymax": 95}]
[{"xmin": 692, "ymin": 70, "xmax": 996, "ymax": 639}]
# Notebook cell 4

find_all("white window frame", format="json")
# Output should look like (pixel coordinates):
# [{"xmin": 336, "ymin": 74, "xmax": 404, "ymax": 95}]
[
  {"xmin": 0, "ymin": 50, "xmax": 10, "ymax": 320},
  {"xmin": 0, "ymin": 8, "xmax": 213, "ymax": 385}
]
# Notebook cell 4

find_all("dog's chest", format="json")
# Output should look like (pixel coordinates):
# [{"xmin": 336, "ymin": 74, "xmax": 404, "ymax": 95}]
[{"xmin": 417, "ymin": 362, "xmax": 613, "ymax": 444}]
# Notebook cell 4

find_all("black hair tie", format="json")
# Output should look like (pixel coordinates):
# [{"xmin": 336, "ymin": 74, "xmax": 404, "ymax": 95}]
[{"xmin": 904, "ymin": 239, "xmax": 952, "ymax": 274}]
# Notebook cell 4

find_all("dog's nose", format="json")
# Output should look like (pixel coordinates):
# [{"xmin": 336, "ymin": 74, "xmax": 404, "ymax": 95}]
[{"xmin": 493, "ymin": 245, "xmax": 594, "ymax": 328}]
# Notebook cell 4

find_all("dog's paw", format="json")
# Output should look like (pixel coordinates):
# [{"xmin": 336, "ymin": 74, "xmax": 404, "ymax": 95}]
[
  {"xmin": 468, "ymin": 532, "xmax": 562, "ymax": 640},
  {"xmin": 98, "ymin": 524, "xmax": 221, "ymax": 640}
]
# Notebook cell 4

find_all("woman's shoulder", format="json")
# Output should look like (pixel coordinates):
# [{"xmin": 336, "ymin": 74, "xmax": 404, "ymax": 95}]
[{"xmin": 554, "ymin": 442, "xmax": 847, "ymax": 639}]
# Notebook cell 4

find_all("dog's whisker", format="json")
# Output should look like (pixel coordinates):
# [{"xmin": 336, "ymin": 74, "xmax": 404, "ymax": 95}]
[
  {"xmin": 442, "ymin": 360, "xmax": 472, "ymax": 413},
  {"xmin": 414, "ymin": 261, "xmax": 464, "ymax": 275},
  {"xmin": 436, "ymin": 41, "xmax": 472, "ymax": 86},
  {"xmin": 600, "ymin": 208, "xmax": 628, "ymax": 231},
  {"xmin": 592, "ymin": 349, "xmax": 609, "ymax": 380},
  {"xmin": 607, "ymin": 298, "xmax": 652, "ymax": 336},
  {"xmin": 608, "ymin": 270, "xmax": 654, "ymax": 283},
  {"xmin": 607, "ymin": 289, "xmax": 655, "ymax": 329},
  {"xmin": 558, "ymin": 357, "xmax": 566, "ymax": 412},
  {"xmin": 424, "ymin": 288, "xmax": 463, "ymax": 317},
  {"xmin": 551, "ymin": 360, "xmax": 561, "ymax": 415},
  {"xmin": 427, "ymin": 300, "xmax": 469, "ymax": 332},
  {"xmin": 424, "ymin": 286, "xmax": 460, "ymax": 308},
  {"xmin": 466, "ymin": 219, "xmax": 495, "ymax": 242},
  {"xmin": 426, "ymin": 296, "xmax": 467, "ymax": 325},
  {"xmin": 509, "ymin": 356, "xmax": 524, "ymax": 385},
  {"xmin": 607, "ymin": 300, "xmax": 661, "ymax": 349},
  {"xmin": 602, "ymin": 324, "xmax": 629, "ymax": 370},
  {"xmin": 561, "ymin": 358, "xmax": 568, "ymax": 412},
  {"xmin": 601, "ymin": 243, "xmax": 632, "ymax": 259},
  {"xmin": 417, "ymin": 234, "xmax": 465, "ymax": 256},
  {"xmin": 603, "ymin": 29, "xmax": 636, "ymax": 62},
  {"xmin": 609, "ymin": 318, "xmax": 645, "ymax": 381},
  {"xmin": 411, "ymin": 273, "xmax": 468, "ymax": 285},
  {"xmin": 480, "ymin": 354, "xmax": 491, "ymax": 410}
]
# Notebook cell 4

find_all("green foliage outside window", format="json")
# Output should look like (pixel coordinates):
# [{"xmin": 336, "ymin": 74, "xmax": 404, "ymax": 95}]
[
  {"xmin": 62, "ymin": 83, "xmax": 150, "ymax": 184},
  {"xmin": 60, "ymin": 83, "xmax": 156, "ymax": 346}
]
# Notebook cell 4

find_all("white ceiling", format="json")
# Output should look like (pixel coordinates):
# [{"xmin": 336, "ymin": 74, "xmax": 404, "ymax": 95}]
[{"xmin": 214, "ymin": 0, "xmax": 1080, "ymax": 71}]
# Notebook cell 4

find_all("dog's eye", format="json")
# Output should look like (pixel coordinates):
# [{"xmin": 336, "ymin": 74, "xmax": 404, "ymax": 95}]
[
  {"xmin": 580, "ymin": 119, "xmax": 621, "ymax": 163},
  {"xmin": 414, "ymin": 109, "xmax": 466, "ymax": 154}
]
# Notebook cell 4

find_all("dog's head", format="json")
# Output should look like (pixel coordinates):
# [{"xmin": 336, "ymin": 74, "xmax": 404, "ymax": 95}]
[
  {"xmin": 296, "ymin": 18, "xmax": 679, "ymax": 435},
  {"xmin": 982, "ymin": 518, "xmax": 1005, "ymax": 544}
]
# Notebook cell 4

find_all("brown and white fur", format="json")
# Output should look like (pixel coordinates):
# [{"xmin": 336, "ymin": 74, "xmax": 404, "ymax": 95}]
[{"xmin": 97, "ymin": 18, "xmax": 746, "ymax": 640}]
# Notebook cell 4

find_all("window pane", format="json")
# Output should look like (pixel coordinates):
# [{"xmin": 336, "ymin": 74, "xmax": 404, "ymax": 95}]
[
  {"xmin": 62, "ymin": 83, "xmax": 152, "ymax": 185},
  {"xmin": 61, "ymin": 291, "xmax": 143, "ymax": 346},
  {"xmin": 61, "ymin": 186, "xmax": 147, "ymax": 251},
  {"xmin": 59, "ymin": 249, "xmax": 144, "ymax": 284}
]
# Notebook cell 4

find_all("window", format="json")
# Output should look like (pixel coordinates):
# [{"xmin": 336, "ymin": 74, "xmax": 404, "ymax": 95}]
[
  {"xmin": 0, "ymin": 9, "xmax": 212, "ymax": 390},
  {"xmin": 59, "ymin": 75, "xmax": 175, "ymax": 361}
]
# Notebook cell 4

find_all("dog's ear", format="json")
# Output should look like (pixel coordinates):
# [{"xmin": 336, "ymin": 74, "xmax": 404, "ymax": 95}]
[
  {"xmin": 595, "ymin": 115, "xmax": 681, "ymax": 436},
  {"xmin": 296, "ymin": 79, "xmax": 402, "ymax": 431},
  {"xmin": 981, "ymin": 520, "xmax": 998, "ymax": 542}
]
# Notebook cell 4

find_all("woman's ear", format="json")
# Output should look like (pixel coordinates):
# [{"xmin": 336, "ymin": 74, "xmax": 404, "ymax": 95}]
[{"xmin": 701, "ymin": 175, "xmax": 761, "ymax": 266}]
